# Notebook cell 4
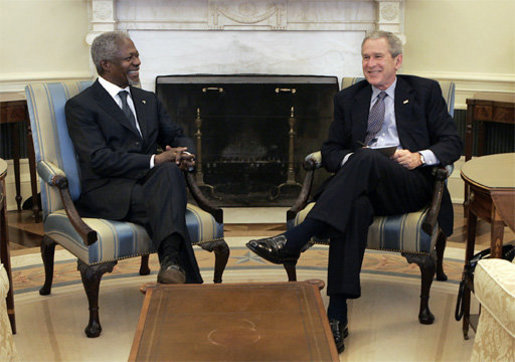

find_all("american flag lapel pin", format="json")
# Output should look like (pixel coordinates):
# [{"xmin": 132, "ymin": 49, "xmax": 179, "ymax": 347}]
[{"xmin": 403, "ymin": 99, "xmax": 409, "ymax": 104}]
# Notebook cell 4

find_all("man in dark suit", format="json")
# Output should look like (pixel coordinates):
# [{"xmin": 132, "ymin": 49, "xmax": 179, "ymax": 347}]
[
  {"xmin": 247, "ymin": 31, "xmax": 462, "ymax": 353},
  {"xmin": 66, "ymin": 31, "xmax": 202, "ymax": 284}
]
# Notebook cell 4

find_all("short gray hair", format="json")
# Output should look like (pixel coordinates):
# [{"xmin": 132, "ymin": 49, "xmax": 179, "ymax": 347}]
[
  {"xmin": 91, "ymin": 31, "xmax": 131, "ymax": 75},
  {"xmin": 362, "ymin": 31, "xmax": 403, "ymax": 58}
]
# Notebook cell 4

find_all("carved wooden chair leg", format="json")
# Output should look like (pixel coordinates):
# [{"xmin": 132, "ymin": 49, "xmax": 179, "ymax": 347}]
[
  {"xmin": 199, "ymin": 240, "xmax": 230, "ymax": 283},
  {"xmin": 284, "ymin": 261, "xmax": 297, "ymax": 282},
  {"xmin": 77, "ymin": 260, "xmax": 116, "ymax": 338},
  {"xmin": 39, "ymin": 235, "xmax": 57, "ymax": 295},
  {"xmin": 404, "ymin": 253, "xmax": 436, "ymax": 325},
  {"xmin": 435, "ymin": 231, "xmax": 448, "ymax": 281},
  {"xmin": 212, "ymin": 240, "xmax": 230, "ymax": 284},
  {"xmin": 139, "ymin": 255, "xmax": 150, "ymax": 275}
]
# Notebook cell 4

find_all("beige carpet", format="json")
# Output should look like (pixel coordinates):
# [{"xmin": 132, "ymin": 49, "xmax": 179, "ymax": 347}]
[{"xmin": 9, "ymin": 237, "xmax": 476, "ymax": 361}]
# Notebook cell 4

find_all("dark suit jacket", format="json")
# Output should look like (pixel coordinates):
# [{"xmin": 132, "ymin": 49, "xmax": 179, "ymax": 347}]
[
  {"xmin": 65, "ymin": 79, "xmax": 193, "ymax": 219},
  {"xmin": 321, "ymin": 75, "xmax": 462, "ymax": 236}
]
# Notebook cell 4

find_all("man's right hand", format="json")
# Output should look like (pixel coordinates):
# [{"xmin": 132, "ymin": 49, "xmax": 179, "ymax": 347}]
[{"xmin": 154, "ymin": 146, "xmax": 188, "ymax": 165}]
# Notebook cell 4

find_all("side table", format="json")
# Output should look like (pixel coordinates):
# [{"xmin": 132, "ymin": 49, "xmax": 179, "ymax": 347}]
[
  {"xmin": 0, "ymin": 93, "xmax": 40, "ymax": 222},
  {"xmin": 0, "ymin": 158, "xmax": 15, "ymax": 334},
  {"xmin": 460, "ymin": 153, "xmax": 515, "ymax": 339}
]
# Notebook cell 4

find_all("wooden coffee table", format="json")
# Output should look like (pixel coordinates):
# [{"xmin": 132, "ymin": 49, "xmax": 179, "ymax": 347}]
[{"xmin": 129, "ymin": 280, "xmax": 338, "ymax": 361}]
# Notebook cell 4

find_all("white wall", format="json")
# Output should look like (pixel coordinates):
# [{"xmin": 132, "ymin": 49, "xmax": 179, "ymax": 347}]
[
  {"xmin": 402, "ymin": 0, "xmax": 515, "ymax": 109},
  {"xmin": 0, "ymin": 0, "xmax": 91, "ymax": 91}
]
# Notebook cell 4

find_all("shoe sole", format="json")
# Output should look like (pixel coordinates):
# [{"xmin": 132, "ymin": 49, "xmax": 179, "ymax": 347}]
[
  {"xmin": 246, "ymin": 241, "xmax": 298, "ymax": 265},
  {"xmin": 157, "ymin": 269, "xmax": 186, "ymax": 284}
]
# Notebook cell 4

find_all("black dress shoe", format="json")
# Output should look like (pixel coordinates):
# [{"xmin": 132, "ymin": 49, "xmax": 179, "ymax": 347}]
[
  {"xmin": 157, "ymin": 263, "xmax": 186, "ymax": 284},
  {"xmin": 246, "ymin": 235, "xmax": 300, "ymax": 264},
  {"xmin": 329, "ymin": 319, "xmax": 349, "ymax": 353}
]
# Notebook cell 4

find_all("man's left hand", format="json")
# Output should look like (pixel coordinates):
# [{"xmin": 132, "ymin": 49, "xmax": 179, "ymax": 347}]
[
  {"xmin": 178, "ymin": 150, "xmax": 196, "ymax": 171},
  {"xmin": 391, "ymin": 149, "xmax": 423, "ymax": 170}
]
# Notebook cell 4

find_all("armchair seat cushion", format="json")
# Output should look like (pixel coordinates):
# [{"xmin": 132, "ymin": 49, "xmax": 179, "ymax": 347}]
[
  {"xmin": 45, "ymin": 203, "xmax": 224, "ymax": 264},
  {"xmin": 287, "ymin": 202, "xmax": 437, "ymax": 254}
]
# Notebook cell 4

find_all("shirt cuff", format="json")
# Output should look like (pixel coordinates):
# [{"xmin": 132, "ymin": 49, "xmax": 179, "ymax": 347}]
[
  {"xmin": 150, "ymin": 154, "xmax": 155, "ymax": 169},
  {"xmin": 419, "ymin": 149, "xmax": 439, "ymax": 166},
  {"xmin": 341, "ymin": 152, "xmax": 353, "ymax": 167}
]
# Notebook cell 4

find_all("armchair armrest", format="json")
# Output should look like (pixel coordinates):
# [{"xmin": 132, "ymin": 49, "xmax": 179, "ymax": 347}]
[
  {"xmin": 37, "ymin": 161, "xmax": 98, "ymax": 246},
  {"xmin": 287, "ymin": 151, "xmax": 321, "ymax": 220},
  {"xmin": 421, "ymin": 167, "xmax": 449, "ymax": 235},
  {"xmin": 184, "ymin": 171, "xmax": 223, "ymax": 224}
]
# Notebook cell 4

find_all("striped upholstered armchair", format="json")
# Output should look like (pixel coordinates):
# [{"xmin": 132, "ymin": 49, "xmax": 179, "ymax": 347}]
[
  {"xmin": 285, "ymin": 78, "xmax": 456, "ymax": 325},
  {"xmin": 25, "ymin": 81, "xmax": 229, "ymax": 337}
]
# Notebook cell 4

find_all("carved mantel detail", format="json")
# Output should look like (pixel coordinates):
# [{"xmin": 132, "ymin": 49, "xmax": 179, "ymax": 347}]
[
  {"xmin": 208, "ymin": 0, "xmax": 287, "ymax": 30},
  {"xmin": 86, "ymin": 0, "xmax": 405, "ymax": 41}
]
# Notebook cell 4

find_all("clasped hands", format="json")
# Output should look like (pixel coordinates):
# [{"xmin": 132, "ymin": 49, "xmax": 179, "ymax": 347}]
[
  {"xmin": 391, "ymin": 149, "xmax": 423, "ymax": 170},
  {"xmin": 155, "ymin": 146, "xmax": 196, "ymax": 171}
]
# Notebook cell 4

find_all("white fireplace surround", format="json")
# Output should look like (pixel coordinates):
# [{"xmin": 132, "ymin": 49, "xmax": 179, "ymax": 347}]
[{"xmin": 87, "ymin": 0, "xmax": 405, "ymax": 91}]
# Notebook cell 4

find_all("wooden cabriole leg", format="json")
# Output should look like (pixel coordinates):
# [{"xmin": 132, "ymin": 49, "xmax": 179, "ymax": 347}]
[
  {"xmin": 403, "ymin": 252, "xmax": 436, "ymax": 325},
  {"xmin": 212, "ymin": 240, "xmax": 230, "ymax": 284},
  {"xmin": 39, "ymin": 235, "xmax": 57, "ymax": 296},
  {"xmin": 435, "ymin": 231, "xmax": 448, "ymax": 281},
  {"xmin": 284, "ymin": 261, "xmax": 298, "ymax": 282},
  {"xmin": 77, "ymin": 260, "xmax": 116, "ymax": 338},
  {"xmin": 199, "ymin": 239, "xmax": 230, "ymax": 283},
  {"xmin": 139, "ymin": 255, "xmax": 150, "ymax": 275}
]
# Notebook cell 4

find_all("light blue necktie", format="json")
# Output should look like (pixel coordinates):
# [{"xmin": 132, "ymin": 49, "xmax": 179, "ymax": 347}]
[{"xmin": 364, "ymin": 91, "xmax": 387, "ymax": 145}]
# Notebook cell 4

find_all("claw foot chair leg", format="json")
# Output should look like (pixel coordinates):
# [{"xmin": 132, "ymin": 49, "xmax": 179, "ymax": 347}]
[
  {"xmin": 404, "ymin": 253, "xmax": 436, "ymax": 325},
  {"xmin": 139, "ymin": 255, "xmax": 150, "ymax": 275},
  {"xmin": 77, "ymin": 260, "xmax": 116, "ymax": 338},
  {"xmin": 284, "ymin": 261, "xmax": 298, "ymax": 282},
  {"xmin": 435, "ymin": 231, "xmax": 448, "ymax": 281},
  {"xmin": 212, "ymin": 240, "xmax": 230, "ymax": 283},
  {"xmin": 39, "ymin": 235, "xmax": 57, "ymax": 295}
]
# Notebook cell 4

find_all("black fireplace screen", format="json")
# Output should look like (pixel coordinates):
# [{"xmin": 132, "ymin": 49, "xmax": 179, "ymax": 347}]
[{"xmin": 156, "ymin": 74, "xmax": 338, "ymax": 206}]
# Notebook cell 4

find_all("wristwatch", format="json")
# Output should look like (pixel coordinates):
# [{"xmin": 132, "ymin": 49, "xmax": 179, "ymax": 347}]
[{"xmin": 418, "ymin": 152, "xmax": 426, "ymax": 165}]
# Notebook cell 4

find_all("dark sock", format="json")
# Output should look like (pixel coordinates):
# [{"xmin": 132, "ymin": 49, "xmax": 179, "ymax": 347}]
[
  {"xmin": 327, "ymin": 295, "xmax": 348, "ymax": 325},
  {"xmin": 283, "ymin": 217, "xmax": 327, "ymax": 252},
  {"xmin": 158, "ymin": 233, "xmax": 183, "ymax": 265}
]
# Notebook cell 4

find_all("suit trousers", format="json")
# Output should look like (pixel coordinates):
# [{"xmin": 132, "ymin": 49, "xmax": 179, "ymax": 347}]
[
  {"xmin": 127, "ymin": 162, "xmax": 202, "ymax": 283},
  {"xmin": 308, "ymin": 149, "xmax": 433, "ymax": 297}
]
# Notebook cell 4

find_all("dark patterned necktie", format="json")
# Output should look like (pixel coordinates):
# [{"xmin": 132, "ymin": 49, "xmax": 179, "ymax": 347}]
[
  {"xmin": 118, "ymin": 90, "xmax": 140, "ymax": 135},
  {"xmin": 364, "ymin": 91, "xmax": 387, "ymax": 145}
]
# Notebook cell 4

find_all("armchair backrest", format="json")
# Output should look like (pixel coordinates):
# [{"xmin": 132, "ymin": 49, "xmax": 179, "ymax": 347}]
[
  {"xmin": 341, "ymin": 77, "xmax": 456, "ymax": 117},
  {"xmin": 25, "ymin": 80, "xmax": 93, "ymax": 218}
]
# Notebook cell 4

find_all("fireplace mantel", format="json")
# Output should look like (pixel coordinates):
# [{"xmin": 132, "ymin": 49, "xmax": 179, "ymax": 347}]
[
  {"xmin": 86, "ymin": 0, "xmax": 405, "ymax": 91},
  {"xmin": 88, "ymin": 0, "xmax": 404, "ymax": 34}
]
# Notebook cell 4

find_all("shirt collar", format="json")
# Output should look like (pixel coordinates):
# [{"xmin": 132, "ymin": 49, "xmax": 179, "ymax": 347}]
[
  {"xmin": 98, "ymin": 76, "xmax": 131, "ymax": 99},
  {"xmin": 371, "ymin": 78, "xmax": 397, "ymax": 101}
]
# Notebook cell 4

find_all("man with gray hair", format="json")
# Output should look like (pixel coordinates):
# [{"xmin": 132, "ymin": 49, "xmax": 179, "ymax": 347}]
[
  {"xmin": 66, "ymin": 31, "xmax": 202, "ymax": 285},
  {"xmin": 247, "ymin": 30, "xmax": 462, "ymax": 353}
]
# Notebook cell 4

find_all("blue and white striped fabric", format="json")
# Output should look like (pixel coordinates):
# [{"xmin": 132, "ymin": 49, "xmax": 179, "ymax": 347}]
[
  {"xmin": 25, "ymin": 81, "xmax": 224, "ymax": 265},
  {"xmin": 287, "ymin": 202, "xmax": 437, "ymax": 254}
]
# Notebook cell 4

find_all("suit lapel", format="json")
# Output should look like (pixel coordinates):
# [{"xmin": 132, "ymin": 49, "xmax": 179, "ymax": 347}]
[
  {"xmin": 92, "ymin": 80, "xmax": 142, "ymax": 138},
  {"xmin": 352, "ymin": 85, "xmax": 372, "ymax": 143},
  {"xmin": 394, "ymin": 76, "xmax": 415, "ymax": 147}
]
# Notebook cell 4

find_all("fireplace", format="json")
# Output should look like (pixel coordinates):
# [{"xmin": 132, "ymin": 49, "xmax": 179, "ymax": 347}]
[{"xmin": 156, "ymin": 74, "xmax": 338, "ymax": 206}]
